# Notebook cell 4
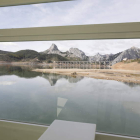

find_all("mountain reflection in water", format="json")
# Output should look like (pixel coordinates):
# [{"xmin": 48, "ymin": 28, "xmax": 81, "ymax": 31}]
[
  {"xmin": 0, "ymin": 65, "xmax": 139, "ymax": 87},
  {"xmin": 123, "ymin": 82, "xmax": 140, "ymax": 88},
  {"xmin": 1, "ymin": 65, "xmax": 140, "ymax": 137},
  {"xmin": 0, "ymin": 65, "xmax": 84, "ymax": 86}
]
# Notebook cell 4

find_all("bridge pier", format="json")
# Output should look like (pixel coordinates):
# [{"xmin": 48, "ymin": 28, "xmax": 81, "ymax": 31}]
[{"xmin": 54, "ymin": 61, "xmax": 111, "ymax": 70}]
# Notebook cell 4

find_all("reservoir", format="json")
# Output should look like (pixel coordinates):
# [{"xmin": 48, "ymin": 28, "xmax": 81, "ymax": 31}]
[{"xmin": 0, "ymin": 65, "xmax": 140, "ymax": 137}]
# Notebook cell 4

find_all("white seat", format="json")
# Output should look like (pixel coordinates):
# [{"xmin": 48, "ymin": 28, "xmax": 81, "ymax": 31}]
[{"xmin": 38, "ymin": 120, "xmax": 96, "ymax": 140}]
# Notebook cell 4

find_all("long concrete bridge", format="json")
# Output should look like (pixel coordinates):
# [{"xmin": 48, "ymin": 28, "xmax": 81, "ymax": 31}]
[{"xmin": 53, "ymin": 61, "xmax": 111, "ymax": 69}]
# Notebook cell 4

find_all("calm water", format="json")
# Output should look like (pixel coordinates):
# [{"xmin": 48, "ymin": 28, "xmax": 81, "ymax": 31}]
[{"xmin": 0, "ymin": 65, "xmax": 140, "ymax": 137}]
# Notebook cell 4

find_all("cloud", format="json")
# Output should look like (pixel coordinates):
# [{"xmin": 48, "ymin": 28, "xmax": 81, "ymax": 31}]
[
  {"xmin": 0, "ymin": 81, "xmax": 16, "ymax": 86},
  {"xmin": 0, "ymin": 42, "xmax": 18, "ymax": 52},
  {"xmin": 61, "ymin": 0, "xmax": 99, "ymax": 25},
  {"xmin": 87, "ymin": 39, "xmax": 140, "ymax": 55},
  {"xmin": 0, "ymin": 0, "xmax": 140, "ymax": 55},
  {"xmin": 85, "ymin": 0, "xmax": 140, "ymax": 24},
  {"xmin": 1, "ymin": 39, "xmax": 140, "ymax": 56},
  {"xmin": 1, "ymin": 0, "xmax": 140, "ymax": 28}
]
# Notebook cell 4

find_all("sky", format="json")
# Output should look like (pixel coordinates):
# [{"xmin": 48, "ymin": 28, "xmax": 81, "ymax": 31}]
[{"xmin": 0, "ymin": 0, "xmax": 140, "ymax": 56}]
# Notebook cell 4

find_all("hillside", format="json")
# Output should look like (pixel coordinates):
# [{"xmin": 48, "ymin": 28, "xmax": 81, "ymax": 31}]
[
  {"xmin": 0, "ymin": 50, "xmax": 12, "ymax": 54},
  {"xmin": 7, "ymin": 50, "xmax": 39, "ymax": 61},
  {"xmin": 112, "ymin": 59, "xmax": 140, "ymax": 70},
  {"xmin": 109, "ymin": 52, "xmax": 122, "ymax": 61},
  {"xmin": 38, "ymin": 54, "xmax": 68, "ymax": 63},
  {"xmin": 112, "ymin": 47, "xmax": 140, "ymax": 64},
  {"xmin": 89, "ymin": 52, "xmax": 122, "ymax": 62},
  {"xmin": 0, "ymin": 49, "xmax": 68, "ymax": 62},
  {"xmin": 0, "ymin": 50, "xmax": 39, "ymax": 62},
  {"xmin": 89, "ymin": 47, "xmax": 140, "ymax": 63}
]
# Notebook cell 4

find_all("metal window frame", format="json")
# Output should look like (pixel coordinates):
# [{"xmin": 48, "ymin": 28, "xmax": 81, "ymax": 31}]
[
  {"xmin": 0, "ymin": 0, "xmax": 140, "ymax": 42},
  {"xmin": 0, "ymin": 0, "xmax": 72, "ymax": 7},
  {"xmin": 0, "ymin": 0, "xmax": 140, "ymax": 139},
  {"xmin": 0, "ymin": 22, "xmax": 140, "ymax": 42}
]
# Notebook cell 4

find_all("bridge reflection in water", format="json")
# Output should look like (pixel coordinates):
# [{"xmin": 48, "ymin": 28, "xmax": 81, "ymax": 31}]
[{"xmin": 54, "ymin": 61, "xmax": 111, "ymax": 69}]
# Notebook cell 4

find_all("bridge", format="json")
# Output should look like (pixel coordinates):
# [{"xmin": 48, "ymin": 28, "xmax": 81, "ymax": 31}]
[{"xmin": 53, "ymin": 61, "xmax": 111, "ymax": 69}]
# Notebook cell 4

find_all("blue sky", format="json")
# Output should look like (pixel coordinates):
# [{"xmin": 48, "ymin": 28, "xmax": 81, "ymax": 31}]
[{"xmin": 0, "ymin": 0, "xmax": 140, "ymax": 55}]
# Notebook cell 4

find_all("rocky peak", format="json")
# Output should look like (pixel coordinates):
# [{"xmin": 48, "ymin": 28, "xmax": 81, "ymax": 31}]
[
  {"xmin": 112, "ymin": 46, "xmax": 140, "ymax": 64},
  {"xmin": 69, "ymin": 48, "xmax": 87, "ymax": 60},
  {"xmin": 42, "ymin": 44, "xmax": 61, "ymax": 54},
  {"xmin": 130, "ymin": 46, "xmax": 137, "ymax": 49},
  {"xmin": 125, "ymin": 46, "xmax": 140, "ymax": 54},
  {"xmin": 88, "ymin": 53, "xmax": 104, "ymax": 62},
  {"xmin": 129, "ymin": 46, "xmax": 140, "ymax": 53},
  {"xmin": 95, "ymin": 53, "xmax": 102, "ymax": 56},
  {"xmin": 48, "ymin": 44, "xmax": 59, "ymax": 51},
  {"xmin": 69, "ymin": 48, "xmax": 84, "ymax": 53}
]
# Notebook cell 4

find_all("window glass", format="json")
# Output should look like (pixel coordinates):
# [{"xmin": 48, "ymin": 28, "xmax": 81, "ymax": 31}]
[
  {"xmin": 0, "ymin": 39, "xmax": 140, "ymax": 137},
  {"xmin": 0, "ymin": 0, "xmax": 140, "ymax": 29}
]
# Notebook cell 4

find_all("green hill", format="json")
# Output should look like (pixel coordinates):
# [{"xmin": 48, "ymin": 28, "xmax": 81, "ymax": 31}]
[
  {"xmin": 14, "ymin": 50, "xmax": 39, "ymax": 59},
  {"xmin": 0, "ymin": 49, "xmax": 68, "ymax": 62},
  {"xmin": 38, "ymin": 54, "xmax": 68, "ymax": 63},
  {"xmin": 7, "ymin": 50, "xmax": 39, "ymax": 60},
  {"xmin": 0, "ymin": 50, "xmax": 39, "ymax": 61},
  {"xmin": 0, "ymin": 50, "xmax": 12, "ymax": 55}
]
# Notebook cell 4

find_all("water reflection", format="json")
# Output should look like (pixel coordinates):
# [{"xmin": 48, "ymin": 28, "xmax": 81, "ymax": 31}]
[
  {"xmin": 0, "ymin": 65, "xmax": 40, "ymax": 78},
  {"xmin": 42, "ymin": 74, "xmax": 83, "ymax": 86},
  {"xmin": 0, "ymin": 65, "xmax": 140, "ymax": 137},
  {"xmin": 1, "ymin": 65, "xmax": 140, "ymax": 87},
  {"xmin": 123, "ymin": 82, "xmax": 140, "ymax": 88},
  {"xmin": 0, "ymin": 65, "xmax": 83, "ymax": 86}
]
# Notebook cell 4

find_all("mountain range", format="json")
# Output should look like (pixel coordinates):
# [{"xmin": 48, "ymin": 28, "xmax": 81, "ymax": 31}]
[
  {"xmin": 88, "ymin": 47, "xmax": 140, "ymax": 64},
  {"xmin": 41, "ymin": 44, "xmax": 88, "ymax": 60},
  {"xmin": 112, "ymin": 46, "xmax": 140, "ymax": 64},
  {"xmin": 36, "ymin": 44, "xmax": 140, "ymax": 64},
  {"xmin": 0, "ymin": 44, "xmax": 140, "ymax": 65}
]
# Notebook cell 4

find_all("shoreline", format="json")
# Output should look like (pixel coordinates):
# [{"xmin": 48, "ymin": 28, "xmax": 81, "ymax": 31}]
[
  {"xmin": 32, "ymin": 69, "xmax": 140, "ymax": 84},
  {"xmin": 0, "ymin": 62, "xmax": 53, "ymax": 68},
  {"xmin": 1, "ymin": 62, "xmax": 140, "ymax": 84}
]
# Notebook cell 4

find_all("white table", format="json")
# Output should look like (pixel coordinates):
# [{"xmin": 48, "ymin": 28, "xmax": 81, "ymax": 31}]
[{"xmin": 38, "ymin": 120, "xmax": 96, "ymax": 140}]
